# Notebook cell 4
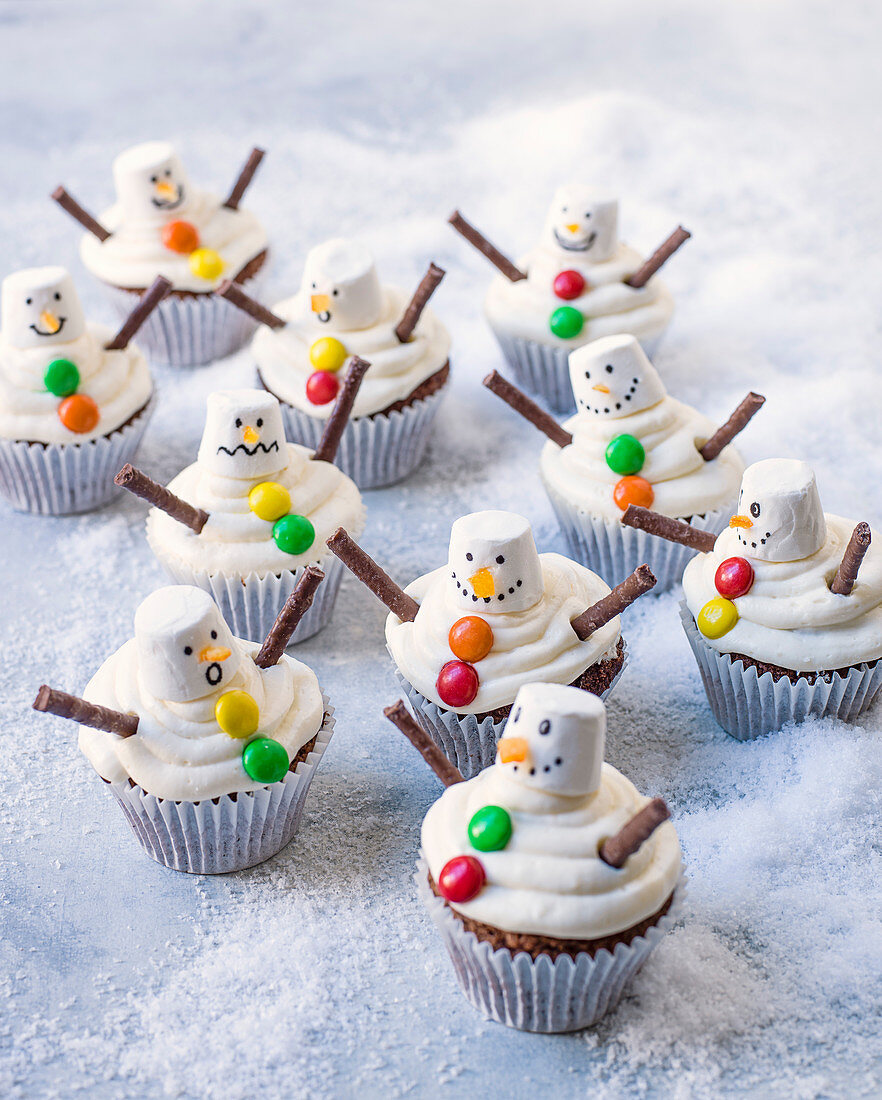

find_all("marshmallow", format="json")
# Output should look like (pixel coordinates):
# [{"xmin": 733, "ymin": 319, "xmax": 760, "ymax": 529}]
[
  {"xmin": 544, "ymin": 185, "xmax": 618, "ymax": 262},
  {"xmin": 447, "ymin": 510, "xmax": 544, "ymax": 614},
  {"xmin": 1, "ymin": 266, "xmax": 86, "ymax": 350},
  {"xmin": 569, "ymin": 334, "xmax": 666, "ymax": 418},
  {"xmin": 299, "ymin": 238, "xmax": 383, "ymax": 331},
  {"xmin": 732, "ymin": 459, "xmax": 827, "ymax": 562},
  {"xmin": 112, "ymin": 141, "xmax": 191, "ymax": 225},
  {"xmin": 197, "ymin": 389, "xmax": 291, "ymax": 480}
]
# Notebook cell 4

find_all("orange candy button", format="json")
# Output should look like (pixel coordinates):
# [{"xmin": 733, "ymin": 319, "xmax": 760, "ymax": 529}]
[
  {"xmin": 448, "ymin": 616, "xmax": 494, "ymax": 663},
  {"xmin": 58, "ymin": 393, "xmax": 99, "ymax": 434},
  {"xmin": 161, "ymin": 220, "xmax": 200, "ymax": 254},
  {"xmin": 613, "ymin": 475, "xmax": 654, "ymax": 511}
]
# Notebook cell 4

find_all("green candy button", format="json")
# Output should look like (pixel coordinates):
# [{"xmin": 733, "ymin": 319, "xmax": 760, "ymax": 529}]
[
  {"xmin": 44, "ymin": 358, "xmax": 80, "ymax": 398},
  {"xmin": 605, "ymin": 433, "xmax": 646, "ymax": 476},
  {"xmin": 468, "ymin": 804, "xmax": 512, "ymax": 852},
  {"xmin": 242, "ymin": 737, "xmax": 290, "ymax": 784},
  {"xmin": 272, "ymin": 513, "xmax": 315, "ymax": 555},
  {"xmin": 549, "ymin": 306, "xmax": 584, "ymax": 340}
]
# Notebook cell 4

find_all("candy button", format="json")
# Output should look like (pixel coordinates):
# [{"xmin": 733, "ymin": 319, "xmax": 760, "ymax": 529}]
[
  {"xmin": 305, "ymin": 370, "xmax": 340, "ymax": 405},
  {"xmin": 161, "ymin": 220, "xmax": 200, "ymax": 254},
  {"xmin": 438, "ymin": 855, "xmax": 485, "ymax": 903},
  {"xmin": 44, "ymin": 358, "xmax": 80, "ymax": 398},
  {"xmin": 698, "ymin": 597, "xmax": 739, "ymax": 639},
  {"xmin": 468, "ymin": 805, "xmax": 512, "ymax": 852},
  {"xmin": 605, "ymin": 434, "xmax": 645, "ymax": 476},
  {"xmin": 309, "ymin": 337, "xmax": 348, "ymax": 373},
  {"xmin": 552, "ymin": 269, "xmax": 586, "ymax": 300},
  {"xmin": 242, "ymin": 737, "xmax": 290, "ymax": 784},
  {"xmin": 448, "ymin": 616, "xmax": 493, "ymax": 663},
  {"xmin": 215, "ymin": 690, "xmax": 259, "ymax": 739},
  {"xmin": 549, "ymin": 305, "xmax": 584, "ymax": 339},
  {"xmin": 188, "ymin": 247, "xmax": 225, "ymax": 281},
  {"xmin": 272, "ymin": 513, "xmax": 315, "ymax": 555},
  {"xmin": 249, "ymin": 481, "xmax": 291, "ymax": 523},
  {"xmin": 436, "ymin": 660, "xmax": 479, "ymax": 708},
  {"xmin": 714, "ymin": 556, "xmax": 754, "ymax": 599},
  {"xmin": 613, "ymin": 475, "xmax": 654, "ymax": 511},
  {"xmin": 58, "ymin": 393, "xmax": 99, "ymax": 434}
]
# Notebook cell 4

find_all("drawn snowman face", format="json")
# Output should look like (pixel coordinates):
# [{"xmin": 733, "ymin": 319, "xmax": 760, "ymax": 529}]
[
  {"xmin": 197, "ymin": 389, "xmax": 291, "ymax": 480},
  {"xmin": 729, "ymin": 459, "xmax": 827, "ymax": 562},
  {"xmin": 569, "ymin": 334, "xmax": 665, "ymax": 418},
  {"xmin": 496, "ymin": 683, "xmax": 605, "ymax": 797},
  {"xmin": 447, "ymin": 511, "xmax": 544, "ymax": 614},
  {"xmin": 113, "ymin": 141, "xmax": 191, "ymax": 224},
  {"xmin": 1, "ymin": 266, "xmax": 86, "ymax": 350},
  {"xmin": 544, "ymin": 185, "xmax": 618, "ymax": 261},
  {"xmin": 135, "ymin": 586, "xmax": 240, "ymax": 703},
  {"xmin": 300, "ymin": 238, "xmax": 383, "ymax": 332}
]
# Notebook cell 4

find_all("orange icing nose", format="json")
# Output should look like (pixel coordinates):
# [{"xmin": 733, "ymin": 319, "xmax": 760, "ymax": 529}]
[
  {"xmin": 469, "ymin": 568, "xmax": 495, "ymax": 598},
  {"xmin": 199, "ymin": 646, "xmax": 231, "ymax": 663},
  {"xmin": 243, "ymin": 425, "xmax": 259, "ymax": 445},
  {"xmin": 155, "ymin": 180, "xmax": 176, "ymax": 198},
  {"xmin": 498, "ymin": 737, "xmax": 529, "ymax": 764},
  {"xmin": 311, "ymin": 294, "xmax": 330, "ymax": 312},
  {"xmin": 40, "ymin": 310, "xmax": 61, "ymax": 333},
  {"xmin": 565, "ymin": 223, "xmax": 580, "ymax": 233},
  {"xmin": 592, "ymin": 383, "xmax": 610, "ymax": 394},
  {"xmin": 729, "ymin": 515, "xmax": 754, "ymax": 529}
]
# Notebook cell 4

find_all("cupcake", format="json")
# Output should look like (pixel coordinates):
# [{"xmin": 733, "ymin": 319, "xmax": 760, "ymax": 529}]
[
  {"xmin": 450, "ymin": 189, "xmax": 689, "ymax": 412},
  {"xmin": 219, "ymin": 238, "xmax": 451, "ymax": 488},
  {"xmin": 53, "ymin": 142, "xmax": 268, "ymax": 366},
  {"xmin": 0, "ymin": 265, "xmax": 159, "ymax": 514},
  {"xmin": 118, "ymin": 379, "xmax": 365, "ymax": 644},
  {"xmin": 485, "ymin": 335, "xmax": 761, "ymax": 590},
  {"xmin": 33, "ymin": 579, "xmax": 333, "ymax": 873},
  {"xmin": 386, "ymin": 685, "xmax": 684, "ymax": 1032},
  {"xmin": 328, "ymin": 509, "xmax": 656, "ymax": 777}
]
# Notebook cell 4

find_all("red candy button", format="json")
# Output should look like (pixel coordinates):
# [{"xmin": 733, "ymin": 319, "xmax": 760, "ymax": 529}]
[
  {"xmin": 715, "ymin": 556, "xmax": 754, "ymax": 599},
  {"xmin": 58, "ymin": 393, "xmax": 99, "ymax": 434},
  {"xmin": 306, "ymin": 370, "xmax": 340, "ymax": 405},
  {"xmin": 448, "ymin": 616, "xmax": 493, "ymax": 663},
  {"xmin": 613, "ymin": 475, "xmax": 654, "ymax": 511},
  {"xmin": 436, "ymin": 660, "xmax": 479, "ymax": 708},
  {"xmin": 161, "ymin": 220, "xmax": 200, "ymax": 254},
  {"xmin": 553, "ymin": 269, "xmax": 586, "ymax": 300},
  {"xmin": 438, "ymin": 855, "xmax": 485, "ymax": 903}
]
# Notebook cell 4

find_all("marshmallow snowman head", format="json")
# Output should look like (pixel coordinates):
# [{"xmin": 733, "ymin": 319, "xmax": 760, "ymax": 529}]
[
  {"xmin": 570, "ymin": 335, "xmax": 666, "ymax": 418},
  {"xmin": 496, "ymin": 683, "xmax": 605, "ymax": 797},
  {"xmin": 197, "ymin": 389, "xmax": 294, "ymax": 481},
  {"xmin": 544, "ymin": 185, "xmax": 618, "ymax": 262},
  {"xmin": 447, "ymin": 511, "xmax": 544, "ymax": 613},
  {"xmin": 113, "ymin": 141, "xmax": 191, "ymax": 224},
  {"xmin": 300, "ymin": 238, "xmax": 383, "ymax": 331},
  {"xmin": 730, "ymin": 459, "xmax": 827, "ymax": 562},
  {"xmin": 1, "ymin": 267, "xmax": 86, "ymax": 350},
  {"xmin": 135, "ymin": 586, "xmax": 240, "ymax": 703}
]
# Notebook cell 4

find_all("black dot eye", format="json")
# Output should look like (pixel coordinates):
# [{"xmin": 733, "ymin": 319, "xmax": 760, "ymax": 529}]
[
  {"xmin": 311, "ymin": 282, "xmax": 316, "ymax": 289},
  {"xmin": 332, "ymin": 289, "xmax": 339, "ymax": 296},
  {"xmin": 562, "ymin": 206, "xmax": 568, "ymax": 213},
  {"xmin": 584, "ymin": 370, "xmax": 591, "ymax": 379},
  {"xmin": 25, "ymin": 297, "xmax": 32, "ymax": 305},
  {"xmin": 211, "ymin": 630, "xmax": 217, "ymax": 639},
  {"xmin": 165, "ymin": 169, "xmax": 172, "ymax": 177},
  {"xmin": 750, "ymin": 502, "xmax": 761, "ymax": 518},
  {"xmin": 184, "ymin": 646, "xmax": 192, "ymax": 655},
  {"xmin": 256, "ymin": 418, "xmax": 263, "ymax": 428},
  {"xmin": 466, "ymin": 553, "xmax": 473, "ymax": 561},
  {"xmin": 235, "ymin": 418, "xmax": 242, "ymax": 428},
  {"xmin": 517, "ymin": 579, "xmax": 522, "ymax": 587},
  {"xmin": 496, "ymin": 555, "xmax": 504, "ymax": 564},
  {"xmin": 512, "ymin": 708, "xmax": 521, "ymax": 723},
  {"xmin": 585, "ymin": 212, "xmax": 591, "ymax": 218},
  {"xmin": 555, "ymin": 757, "xmax": 563, "ymax": 766},
  {"xmin": 54, "ymin": 292, "xmax": 61, "ymax": 301},
  {"xmin": 605, "ymin": 364, "xmax": 614, "ymax": 374},
  {"xmin": 539, "ymin": 720, "xmax": 551, "ymax": 735},
  {"xmin": 150, "ymin": 175, "xmax": 158, "ymax": 183}
]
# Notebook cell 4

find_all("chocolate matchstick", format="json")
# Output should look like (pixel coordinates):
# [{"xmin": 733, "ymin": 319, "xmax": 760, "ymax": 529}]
[
  {"xmin": 698, "ymin": 392, "xmax": 765, "ymax": 462},
  {"xmin": 621, "ymin": 505, "xmax": 717, "ymax": 553},
  {"xmin": 313, "ymin": 356, "xmax": 371, "ymax": 465},
  {"xmin": 448, "ymin": 210, "xmax": 527, "ymax": 283},
  {"xmin": 216, "ymin": 279, "xmax": 287, "ymax": 330},
  {"xmin": 384, "ymin": 700, "xmax": 464, "ymax": 787},
  {"xmin": 326, "ymin": 528, "xmax": 420, "ymax": 623},
  {"xmin": 599, "ymin": 797, "xmax": 670, "ymax": 868},
  {"xmin": 115, "ymin": 464, "xmax": 209, "ymax": 535},
  {"xmin": 571, "ymin": 564, "xmax": 657, "ymax": 640},
  {"xmin": 255, "ymin": 566, "xmax": 325, "ymax": 668},
  {"xmin": 33, "ymin": 685, "xmax": 139, "ymax": 738},
  {"xmin": 223, "ymin": 147, "xmax": 266, "ymax": 210},
  {"xmin": 625, "ymin": 226, "xmax": 691, "ymax": 289},
  {"xmin": 830, "ymin": 522, "xmax": 872, "ymax": 596},
  {"xmin": 51, "ymin": 185, "xmax": 111, "ymax": 242},
  {"xmin": 104, "ymin": 276, "xmax": 172, "ymax": 351},
  {"xmin": 483, "ymin": 370, "xmax": 573, "ymax": 449},
  {"xmin": 395, "ymin": 263, "xmax": 446, "ymax": 343}
]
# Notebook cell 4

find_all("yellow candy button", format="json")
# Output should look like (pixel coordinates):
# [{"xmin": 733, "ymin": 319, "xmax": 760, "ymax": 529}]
[
  {"xmin": 215, "ymin": 690, "xmax": 260, "ymax": 739},
  {"xmin": 309, "ymin": 336, "xmax": 348, "ymax": 373},
  {"xmin": 249, "ymin": 481, "xmax": 291, "ymax": 522},
  {"xmin": 697, "ymin": 597, "xmax": 739, "ymax": 639},
  {"xmin": 188, "ymin": 247, "xmax": 225, "ymax": 281}
]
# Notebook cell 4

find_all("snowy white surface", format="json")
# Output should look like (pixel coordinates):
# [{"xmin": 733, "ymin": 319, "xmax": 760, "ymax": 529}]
[{"xmin": 2, "ymin": 1, "xmax": 882, "ymax": 1096}]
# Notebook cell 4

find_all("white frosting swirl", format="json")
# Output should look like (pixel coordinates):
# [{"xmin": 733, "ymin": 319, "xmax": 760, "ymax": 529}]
[
  {"xmin": 79, "ymin": 637, "xmax": 323, "ymax": 801},
  {"xmin": 254, "ymin": 287, "xmax": 450, "ymax": 419},
  {"xmin": 0, "ymin": 323, "xmax": 152, "ymax": 444},
  {"xmin": 422, "ymin": 762, "xmax": 682, "ymax": 938},
  {"xmin": 385, "ymin": 554, "xmax": 621, "ymax": 713},
  {"xmin": 682, "ymin": 516, "xmax": 882, "ymax": 671}
]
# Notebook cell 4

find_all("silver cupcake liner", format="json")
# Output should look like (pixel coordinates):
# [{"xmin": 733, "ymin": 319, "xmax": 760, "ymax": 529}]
[
  {"xmin": 0, "ymin": 396, "xmax": 155, "ymax": 515},
  {"xmin": 393, "ymin": 640, "xmax": 628, "ymax": 779},
  {"xmin": 105, "ymin": 701, "xmax": 334, "ymax": 873},
  {"xmin": 680, "ymin": 601, "xmax": 882, "ymax": 740},
  {"xmin": 416, "ymin": 856, "xmax": 687, "ymax": 1032}
]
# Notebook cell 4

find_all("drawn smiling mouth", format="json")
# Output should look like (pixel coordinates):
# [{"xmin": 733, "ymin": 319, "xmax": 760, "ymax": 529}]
[
  {"xmin": 216, "ymin": 440, "xmax": 280, "ymax": 457},
  {"xmin": 29, "ymin": 318, "xmax": 66, "ymax": 337},
  {"xmin": 554, "ymin": 229, "xmax": 597, "ymax": 252},
  {"xmin": 205, "ymin": 662, "xmax": 223, "ymax": 686},
  {"xmin": 151, "ymin": 185, "xmax": 185, "ymax": 210}
]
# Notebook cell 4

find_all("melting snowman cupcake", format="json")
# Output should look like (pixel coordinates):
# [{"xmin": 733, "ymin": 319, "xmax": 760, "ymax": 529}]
[
  {"xmin": 450, "ymin": 189, "xmax": 689, "ymax": 411},
  {"xmin": 34, "ymin": 581, "xmax": 333, "ymax": 873}
]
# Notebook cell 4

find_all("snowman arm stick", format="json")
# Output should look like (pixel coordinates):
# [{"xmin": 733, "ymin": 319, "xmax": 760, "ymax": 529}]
[
  {"xmin": 483, "ymin": 370, "xmax": 573, "ymax": 448},
  {"xmin": 384, "ymin": 701, "xmax": 464, "ymax": 787},
  {"xmin": 255, "ymin": 566, "xmax": 325, "ymax": 668},
  {"xmin": 571, "ymin": 564, "xmax": 657, "ymax": 640},
  {"xmin": 326, "ymin": 528, "xmax": 420, "ymax": 623},
  {"xmin": 625, "ymin": 226, "xmax": 691, "ymax": 289},
  {"xmin": 699, "ymin": 392, "xmax": 765, "ymax": 462},
  {"xmin": 448, "ymin": 211, "xmax": 527, "ymax": 283},
  {"xmin": 33, "ymin": 685, "xmax": 139, "ymax": 738},
  {"xmin": 216, "ymin": 280, "xmax": 287, "ymax": 329},
  {"xmin": 313, "ymin": 356, "xmax": 371, "ymax": 465},
  {"xmin": 222, "ymin": 147, "xmax": 265, "ymax": 210},
  {"xmin": 104, "ymin": 277, "xmax": 172, "ymax": 351},
  {"xmin": 114, "ymin": 464, "xmax": 209, "ymax": 535},
  {"xmin": 830, "ymin": 522, "xmax": 872, "ymax": 596},
  {"xmin": 50, "ymin": 186, "xmax": 112, "ymax": 242},
  {"xmin": 620, "ymin": 505, "xmax": 717, "ymax": 553},
  {"xmin": 395, "ymin": 263, "xmax": 446, "ymax": 343},
  {"xmin": 599, "ymin": 798, "xmax": 670, "ymax": 868}
]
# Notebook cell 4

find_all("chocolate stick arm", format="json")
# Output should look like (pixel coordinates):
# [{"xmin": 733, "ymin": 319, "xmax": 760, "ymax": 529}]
[
  {"xmin": 51, "ymin": 185, "xmax": 111, "ymax": 242},
  {"xmin": 625, "ymin": 226, "xmax": 691, "ymax": 289},
  {"xmin": 255, "ymin": 567, "xmax": 325, "ymax": 668},
  {"xmin": 114, "ymin": 464, "xmax": 208, "ymax": 535},
  {"xmin": 831, "ymin": 522, "xmax": 872, "ymax": 596},
  {"xmin": 699, "ymin": 392, "xmax": 766, "ymax": 462},
  {"xmin": 326, "ymin": 527, "xmax": 420, "ymax": 623},
  {"xmin": 395, "ymin": 263, "xmax": 446, "ymax": 343},
  {"xmin": 448, "ymin": 210, "xmax": 527, "ymax": 283},
  {"xmin": 621, "ymin": 505, "xmax": 717, "ymax": 553},
  {"xmin": 216, "ymin": 279, "xmax": 286, "ymax": 329},
  {"xmin": 571, "ymin": 564, "xmax": 657, "ymax": 640},
  {"xmin": 33, "ymin": 685, "xmax": 139, "ymax": 738},
  {"xmin": 104, "ymin": 276, "xmax": 172, "ymax": 351},
  {"xmin": 384, "ymin": 701, "xmax": 464, "ymax": 787},
  {"xmin": 483, "ymin": 370, "xmax": 573, "ymax": 448},
  {"xmin": 600, "ymin": 798, "xmax": 670, "ymax": 868},
  {"xmin": 222, "ymin": 147, "xmax": 265, "ymax": 210},
  {"xmin": 313, "ymin": 356, "xmax": 371, "ymax": 465}
]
